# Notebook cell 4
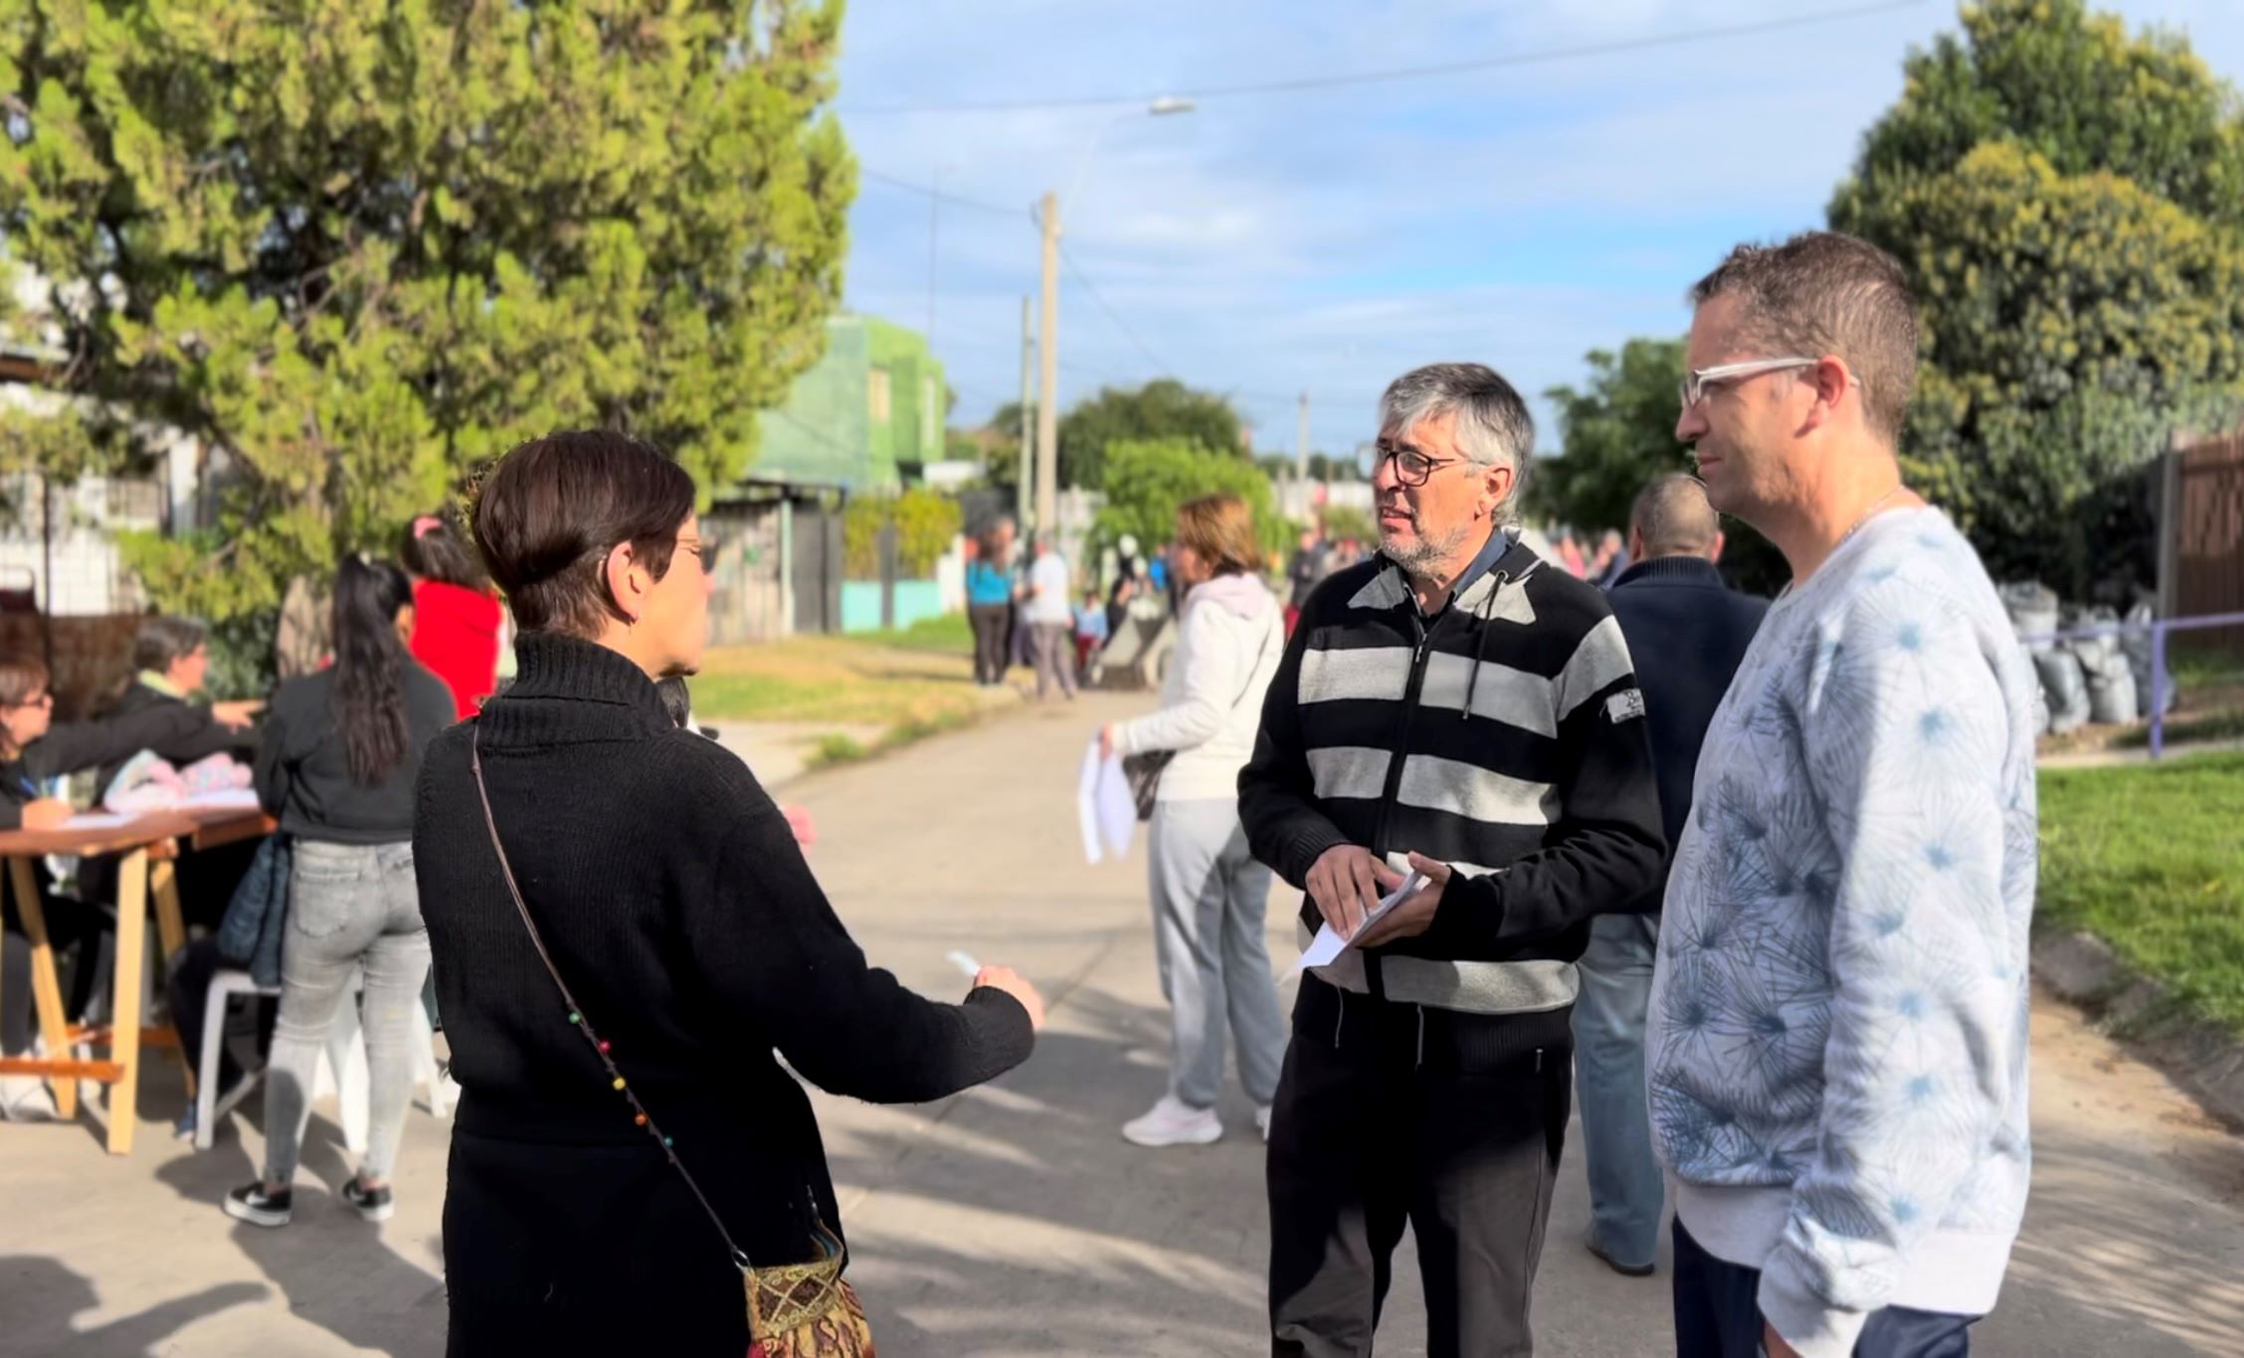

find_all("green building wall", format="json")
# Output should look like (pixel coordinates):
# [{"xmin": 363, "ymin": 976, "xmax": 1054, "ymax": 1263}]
[{"xmin": 751, "ymin": 314, "xmax": 945, "ymax": 492}]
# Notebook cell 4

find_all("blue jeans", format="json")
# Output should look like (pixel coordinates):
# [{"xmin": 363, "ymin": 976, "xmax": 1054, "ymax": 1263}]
[
  {"xmin": 1673, "ymin": 1220, "xmax": 1979, "ymax": 1357},
  {"xmin": 1571, "ymin": 912, "xmax": 1664, "ymax": 1269},
  {"xmin": 261, "ymin": 841, "xmax": 429, "ymax": 1185}
]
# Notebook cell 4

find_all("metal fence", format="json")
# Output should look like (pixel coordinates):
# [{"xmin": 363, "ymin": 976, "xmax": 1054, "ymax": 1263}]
[{"xmin": 2021, "ymin": 610, "xmax": 2244, "ymax": 759}]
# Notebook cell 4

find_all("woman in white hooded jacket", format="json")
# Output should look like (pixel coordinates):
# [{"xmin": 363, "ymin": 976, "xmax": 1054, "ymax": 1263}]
[{"xmin": 1099, "ymin": 494, "xmax": 1288, "ymax": 1147}]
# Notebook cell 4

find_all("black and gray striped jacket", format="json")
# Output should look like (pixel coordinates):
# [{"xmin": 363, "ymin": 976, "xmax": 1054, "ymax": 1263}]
[{"xmin": 1239, "ymin": 531, "xmax": 1666, "ymax": 1019}]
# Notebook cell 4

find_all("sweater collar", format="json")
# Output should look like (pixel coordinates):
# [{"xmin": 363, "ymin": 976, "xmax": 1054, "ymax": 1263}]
[
  {"xmin": 1356, "ymin": 525, "xmax": 1537, "ymax": 615},
  {"xmin": 1611, "ymin": 556, "xmax": 1726, "ymax": 589},
  {"xmin": 481, "ymin": 632, "xmax": 674, "ymax": 743}
]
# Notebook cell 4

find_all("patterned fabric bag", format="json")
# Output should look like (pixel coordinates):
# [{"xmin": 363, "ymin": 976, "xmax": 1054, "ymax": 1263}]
[{"xmin": 471, "ymin": 734, "xmax": 876, "ymax": 1358}]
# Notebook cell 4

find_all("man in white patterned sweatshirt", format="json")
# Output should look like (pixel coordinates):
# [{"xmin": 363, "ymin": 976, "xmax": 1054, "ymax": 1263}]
[{"xmin": 1649, "ymin": 232, "xmax": 2038, "ymax": 1358}]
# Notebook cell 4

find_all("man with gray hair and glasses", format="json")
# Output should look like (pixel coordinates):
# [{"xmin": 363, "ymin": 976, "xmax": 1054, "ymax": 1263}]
[
  {"xmin": 1653, "ymin": 231, "xmax": 2038, "ymax": 1358},
  {"xmin": 1241, "ymin": 362, "xmax": 1666, "ymax": 1356}
]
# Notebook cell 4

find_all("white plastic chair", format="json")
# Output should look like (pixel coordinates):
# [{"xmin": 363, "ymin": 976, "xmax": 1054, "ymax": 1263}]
[{"xmin": 191, "ymin": 965, "xmax": 450, "ymax": 1153}]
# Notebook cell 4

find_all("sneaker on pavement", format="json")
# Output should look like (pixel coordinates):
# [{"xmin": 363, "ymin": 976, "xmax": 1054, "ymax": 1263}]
[
  {"xmin": 173, "ymin": 1108, "xmax": 198, "ymax": 1142},
  {"xmin": 341, "ymin": 1178, "xmax": 395, "ymax": 1223},
  {"xmin": 0, "ymin": 1073, "xmax": 59, "ymax": 1123},
  {"xmin": 1586, "ymin": 1233, "xmax": 1656, "ymax": 1278},
  {"xmin": 1255, "ymin": 1104, "xmax": 1273, "ymax": 1142},
  {"xmin": 1122, "ymin": 1095, "xmax": 1223, "ymax": 1148},
  {"xmin": 223, "ymin": 1183, "xmax": 293, "ymax": 1228}
]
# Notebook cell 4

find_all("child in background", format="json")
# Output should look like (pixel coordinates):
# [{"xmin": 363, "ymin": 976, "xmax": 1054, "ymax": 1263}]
[
  {"xmin": 656, "ymin": 677, "xmax": 815, "ymax": 850},
  {"xmin": 1073, "ymin": 587, "xmax": 1110, "ymax": 676}
]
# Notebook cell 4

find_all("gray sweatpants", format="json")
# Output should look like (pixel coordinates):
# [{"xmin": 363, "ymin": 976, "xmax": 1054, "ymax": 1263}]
[
  {"xmin": 1147, "ymin": 798, "xmax": 1287, "ymax": 1109},
  {"xmin": 1030, "ymin": 621, "xmax": 1077, "ymax": 700},
  {"xmin": 262, "ymin": 841, "xmax": 430, "ymax": 1185}
]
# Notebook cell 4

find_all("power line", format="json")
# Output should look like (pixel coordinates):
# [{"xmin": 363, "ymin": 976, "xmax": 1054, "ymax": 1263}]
[
  {"xmin": 858, "ymin": 168, "xmax": 1024, "ymax": 217},
  {"xmin": 1056, "ymin": 239, "xmax": 1175, "ymax": 377},
  {"xmin": 839, "ymin": 0, "xmax": 1924, "ymax": 115}
]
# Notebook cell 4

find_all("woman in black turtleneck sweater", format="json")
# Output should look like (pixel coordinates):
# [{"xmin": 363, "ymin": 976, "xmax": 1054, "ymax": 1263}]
[{"xmin": 413, "ymin": 432, "xmax": 1044, "ymax": 1356}]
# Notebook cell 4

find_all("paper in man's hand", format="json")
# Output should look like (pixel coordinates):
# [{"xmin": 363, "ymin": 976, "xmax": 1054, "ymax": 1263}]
[{"xmin": 1292, "ymin": 869, "xmax": 1427, "ymax": 975}]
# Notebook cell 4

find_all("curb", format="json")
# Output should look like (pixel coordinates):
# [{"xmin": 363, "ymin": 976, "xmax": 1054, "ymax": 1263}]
[{"xmin": 2033, "ymin": 929, "xmax": 2244, "ymax": 1130}]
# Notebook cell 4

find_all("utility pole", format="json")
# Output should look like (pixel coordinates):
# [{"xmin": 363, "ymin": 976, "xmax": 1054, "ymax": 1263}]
[
  {"xmin": 926, "ymin": 169, "xmax": 940, "ymax": 350},
  {"xmin": 1035, "ymin": 191, "xmax": 1062, "ymax": 538},
  {"xmin": 1017, "ymin": 295, "xmax": 1035, "ymax": 528},
  {"xmin": 1296, "ymin": 391, "xmax": 1312, "ymax": 523}
]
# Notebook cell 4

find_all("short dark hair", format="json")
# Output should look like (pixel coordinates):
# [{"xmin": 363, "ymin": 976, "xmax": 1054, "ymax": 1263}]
[
  {"xmin": 0, "ymin": 653, "xmax": 49, "ymax": 709},
  {"xmin": 470, "ymin": 430, "xmax": 697, "ymax": 637},
  {"xmin": 1690, "ymin": 230, "xmax": 1918, "ymax": 445},
  {"xmin": 1630, "ymin": 474, "xmax": 1721, "ymax": 559},
  {"xmin": 132, "ymin": 617, "xmax": 207, "ymax": 675}
]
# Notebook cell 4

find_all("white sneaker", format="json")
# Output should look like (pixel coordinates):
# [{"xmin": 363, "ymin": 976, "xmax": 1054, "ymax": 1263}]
[
  {"xmin": 1122, "ymin": 1095, "xmax": 1223, "ymax": 1147},
  {"xmin": 0, "ymin": 1072, "xmax": 58, "ymax": 1123},
  {"xmin": 1255, "ymin": 1104, "xmax": 1273, "ymax": 1142}
]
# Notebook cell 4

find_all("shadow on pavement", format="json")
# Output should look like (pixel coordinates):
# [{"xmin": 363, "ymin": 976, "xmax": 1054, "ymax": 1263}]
[
  {"xmin": 0, "ymin": 1255, "xmax": 267, "ymax": 1357},
  {"xmin": 2005, "ymin": 1127, "xmax": 2244, "ymax": 1354},
  {"xmin": 155, "ymin": 1105, "xmax": 445, "ymax": 1357}
]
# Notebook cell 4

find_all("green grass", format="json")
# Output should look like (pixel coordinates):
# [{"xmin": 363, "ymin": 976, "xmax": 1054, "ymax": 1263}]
[
  {"xmin": 689, "ymin": 631, "xmax": 987, "ymax": 727},
  {"xmin": 2039, "ymin": 751, "xmax": 2244, "ymax": 1033},
  {"xmin": 841, "ymin": 612, "xmax": 974, "ymax": 654},
  {"xmin": 805, "ymin": 732, "xmax": 870, "ymax": 770},
  {"xmin": 2112, "ymin": 708, "xmax": 2244, "ymax": 750}
]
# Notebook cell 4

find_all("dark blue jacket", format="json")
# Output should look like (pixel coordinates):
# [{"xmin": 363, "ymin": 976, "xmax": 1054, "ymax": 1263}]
[
  {"xmin": 1606, "ymin": 555, "xmax": 1768, "ymax": 913},
  {"xmin": 217, "ymin": 835, "xmax": 291, "ymax": 987}
]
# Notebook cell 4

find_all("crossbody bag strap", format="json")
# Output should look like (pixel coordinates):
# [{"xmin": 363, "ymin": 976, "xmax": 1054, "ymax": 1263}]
[{"xmin": 468, "ymin": 729, "xmax": 753, "ymax": 1270}]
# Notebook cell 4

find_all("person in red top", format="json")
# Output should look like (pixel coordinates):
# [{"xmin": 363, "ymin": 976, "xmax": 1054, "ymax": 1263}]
[{"xmin": 400, "ymin": 513, "xmax": 503, "ymax": 718}]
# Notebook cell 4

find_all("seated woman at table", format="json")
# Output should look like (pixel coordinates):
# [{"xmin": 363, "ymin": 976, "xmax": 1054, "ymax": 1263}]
[
  {"xmin": 0, "ymin": 653, "xmax": 222, "ymax": 1118},
  {"xmin": 80, "ymin": 618, "xmax": 267, "ymax": 931},
  {"xmin": 222, "ymin": 556, "xmax": 455, "ymax": 1228}
]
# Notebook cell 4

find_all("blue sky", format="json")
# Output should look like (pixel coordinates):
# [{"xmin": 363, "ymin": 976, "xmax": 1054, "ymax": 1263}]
[{"xmin": 830, "ymin": 1, "xmax": 2244, "ymax": 459}]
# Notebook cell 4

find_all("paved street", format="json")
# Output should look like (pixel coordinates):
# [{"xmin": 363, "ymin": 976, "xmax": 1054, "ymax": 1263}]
[{"xmin": 4, "ymin": 694, "xmax": 2243, "ymax": 1355}]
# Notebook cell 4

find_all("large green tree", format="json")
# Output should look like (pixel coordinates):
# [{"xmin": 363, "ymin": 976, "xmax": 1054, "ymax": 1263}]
[
  {"xmin": 988, "ymin": 379, "xmax": 1244, "ymax": 493},
  {"xmin": 1534, "ymin": 338, "xmax": 1692, "ymax": 538},
  {"xmin": 1534, "ymin": 337, "xmax": 1787, "ymax": 595},
  {"xmin": 1829, "ymin": 0, "xmax": 2244, "ymax": 596},
  {"xmin": 0, "ymin": 0, "xmax": 853, "ymax": 623},
  {"xmin": 1095, "ymin": 437, "xmax": 1284, "ymax": 564}
]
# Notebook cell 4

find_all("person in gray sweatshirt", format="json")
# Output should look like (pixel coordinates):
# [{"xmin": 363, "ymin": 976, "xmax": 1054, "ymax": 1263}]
[
  {"xmin": 1652, "ymin": 232, "xmax": 2038, "ymax": 1358},
  {"xmin": 1099, "ymin": 493, "xmax": 1287, "ymax": 1149}
]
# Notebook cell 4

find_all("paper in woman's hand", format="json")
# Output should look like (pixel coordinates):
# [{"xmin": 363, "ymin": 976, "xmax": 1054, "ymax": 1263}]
[{"xmin": 1291, "ymin": 869, "xmax": 1427, "ymax": 975}]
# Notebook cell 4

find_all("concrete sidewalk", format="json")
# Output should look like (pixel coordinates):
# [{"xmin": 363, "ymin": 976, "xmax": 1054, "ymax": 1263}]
[{"xmin": 3, "ymin": 694, "xmax": 2243, "ymax": 1354}]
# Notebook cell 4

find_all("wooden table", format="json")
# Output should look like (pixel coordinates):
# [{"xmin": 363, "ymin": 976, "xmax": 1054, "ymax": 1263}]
[{"xmin": 0, "ymin": 813, "xmax": 198, "ymax": 1154}]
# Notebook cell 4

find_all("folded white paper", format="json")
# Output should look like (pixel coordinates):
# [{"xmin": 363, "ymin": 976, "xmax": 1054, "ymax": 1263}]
[
  {"xmin": 1293, "ymin": 869, "xmax": 1427, "ymax": 975},
  {"xmin": 1077, "ymin": 740, "xmax": 1137, "ymax": 864}
]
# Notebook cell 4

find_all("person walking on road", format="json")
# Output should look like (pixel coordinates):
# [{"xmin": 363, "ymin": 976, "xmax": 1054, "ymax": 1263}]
[
  {"xmin": 1026, "ymin": 533, "xmax": 1078, "ymax": 702},
  {"xmin": 1573, "ymin": 475, "xmax": 1766, "ymax": 1281},
  {"xmin": 1097, "ymin": 494, "xmax": 1288, "ymax": 1148},
  {"xmin": 413, "ymin": 431, "xmax": 1045, "ymax": 1355},
  {"xmin": 1284, "ymin": 525, "xmax": 1329, "ymax": 637},
  {"xmin": 1653, "ymin": 232, "xmax": 2038, "ymax": 1358},
  {"xmin": 967, "ymin": 519, "xmax": 1017, "ymax": 688},
  {"xmin": 1241, "ymin": 362, "xmax": 1666, "ymax": 1358}
]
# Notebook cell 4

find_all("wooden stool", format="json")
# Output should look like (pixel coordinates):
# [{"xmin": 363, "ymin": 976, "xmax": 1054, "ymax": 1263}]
[{"xmin": 0, "ymin": 813, "xmax": 196, "ymax": 1154}]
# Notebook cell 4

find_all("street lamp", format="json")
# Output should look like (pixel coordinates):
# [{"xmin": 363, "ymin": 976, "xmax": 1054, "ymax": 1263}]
[{"xmin": 1034, "ymin": 96, "xmax": 1197, "ymax": 536}]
